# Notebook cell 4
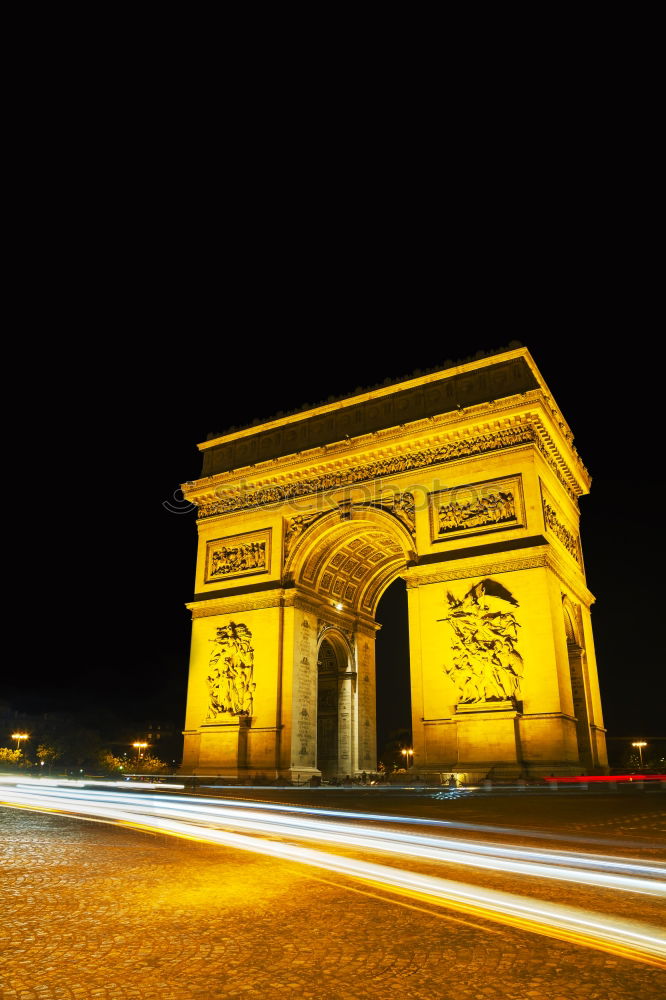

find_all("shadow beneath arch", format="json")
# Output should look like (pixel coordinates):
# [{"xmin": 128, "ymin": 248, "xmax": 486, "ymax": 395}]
[{"xmin": 376, "ymin": 577, "xmax": 412, "ymax": 761}]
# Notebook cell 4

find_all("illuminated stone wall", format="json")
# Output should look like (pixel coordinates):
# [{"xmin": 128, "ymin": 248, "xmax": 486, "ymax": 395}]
[{"xmin": 181, "ymin": 348, "xmax": 608, "ymax": 780}]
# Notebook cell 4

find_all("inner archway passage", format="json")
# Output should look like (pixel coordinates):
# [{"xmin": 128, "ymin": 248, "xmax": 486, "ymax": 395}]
[
  {"xmin": 317, "ymin": 638, "xmax": 340, "ymax": 777},
  {"xmin": 286, "ymin": 509, "xmax": 413, "ymax": 781},
  {"xmin": 375, "ymin": 577, "xmax": 411, "ymax": 768}
]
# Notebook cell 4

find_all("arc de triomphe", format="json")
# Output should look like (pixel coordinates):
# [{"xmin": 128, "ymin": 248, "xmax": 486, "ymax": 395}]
[{"xmin": 180, "ymin": 348, "xmax": 607, "ymax": 782}]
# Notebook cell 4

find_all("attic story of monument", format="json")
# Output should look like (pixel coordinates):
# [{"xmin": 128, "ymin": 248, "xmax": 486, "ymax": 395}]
[{"xmin": 180, "ymin": 348, "xmax": 608, "ymax": 781}]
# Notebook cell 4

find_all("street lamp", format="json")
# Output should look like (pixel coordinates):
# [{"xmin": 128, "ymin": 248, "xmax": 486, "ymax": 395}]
[
  {"xmin": 11, "ymin": 732, "xmax": 29, "ymax": 752},
  {"xmin": 132, "ymin": 741, "xmax": 148, "ymax": 760},
  {"xmin": 632, "ymin": 741, "xmax": 647, "ymax": 769},
  {"xmin": 401, "ymin": 748, "xmax": 414, "ymax": 768}
]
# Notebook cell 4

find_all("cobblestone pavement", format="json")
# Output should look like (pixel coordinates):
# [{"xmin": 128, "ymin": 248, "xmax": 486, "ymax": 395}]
[{"xmin": 1, "ymin": 805, "xmax": 665, "ymax": 1000}]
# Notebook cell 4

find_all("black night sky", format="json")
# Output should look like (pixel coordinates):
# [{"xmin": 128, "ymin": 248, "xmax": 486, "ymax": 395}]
[{"xmin": 7, "ymin": 263, "xmax": 661, "ymax": 763}]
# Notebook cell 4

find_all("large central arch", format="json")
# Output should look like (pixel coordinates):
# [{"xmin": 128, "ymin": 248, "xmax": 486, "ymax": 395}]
[
  {"xmin": 286, "ymin": 507, "xmax": 413, "ymax": 613},
  {"xmin": 281, "ymin": 508, "xmax": 412, "ymax": 777},
  {"xmin": 181, "ymin": 349, "xmax": 608, "ymax": 781}
]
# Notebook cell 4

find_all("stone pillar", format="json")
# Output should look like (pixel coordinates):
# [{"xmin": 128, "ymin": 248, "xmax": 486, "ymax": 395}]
[
  {"xmin": 287, "ymin": 603, "xmax": 319, "ymax": 782},
  {"xmin": 338, "ymin": 670, "xmax": 354, "ymax": 778},
  {"xmin": 356, "ymin": 628, "xmax": 377, "ymax": 773},
  {"xmin": 181, "ymin": 601, "xmax": 284, "ymax": 777},
  {"xmin": 579, "ymin": 605, "xmax": 608, "ymax": 771}
]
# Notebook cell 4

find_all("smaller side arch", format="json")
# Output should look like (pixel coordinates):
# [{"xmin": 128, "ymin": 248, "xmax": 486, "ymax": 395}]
[
  {"xmin": 562, "ymin": 594, "xmax": 592, "ymax": 770},
  {"xmin": 315, "ymin": 628, "xmax": 356, "ymax": 779},
  {"xmin": 562, "ymin": 596, "xmax": 583, "ymax": 648}
]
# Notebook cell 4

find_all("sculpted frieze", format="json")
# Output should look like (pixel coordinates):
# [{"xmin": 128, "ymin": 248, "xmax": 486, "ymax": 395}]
[
  {"xmin": 430, "ymin": 476, "xmax": 523, "ymax": 542},
  {"xmin": 206, "ymin": 621, "xmax": 256, "ymax": 718},
  {"xmin": 355, "ymin": 491, "xmax": 416, "ymax": 537},
  {"xmin": 198, "ymin": 425, "xmax": 537, "ymax": 519},
  {"xmin": 204, "ymin": 529, "xmax": 271, "ymax": 583},
  {"xmin": 543, "ymin": 499, "xmax": 580, "ymax": 563},
  {"xmin": 284, "ymin": 512, "xmax": 326, "ymax": 558},
  {"xmin": 440, "ymin": 579, "xmax": 524, "ymax": 704}
]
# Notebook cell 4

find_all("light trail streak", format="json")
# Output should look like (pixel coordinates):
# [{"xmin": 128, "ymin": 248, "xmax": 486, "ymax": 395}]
[
  {"xmin": 5, "ymin": 784, "xmax": 665, "ymax": 892},
  {"xmin": 0, "ymin": 775, "xmax": 657, "ymax": 849},
  {"xmin": 2, "ymin": 783, "xmax": 665, "ymax": 967},
  {"xmin": 3, "ymin": 784, "xmax": 666, "ymax": 967}
]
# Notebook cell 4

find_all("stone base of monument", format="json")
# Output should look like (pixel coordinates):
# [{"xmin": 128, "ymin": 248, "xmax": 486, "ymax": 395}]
[
  {"xmin": 417, "ymin": 702, "xmax": 591, "ymax": 784},
  {"xmin": 455, "ymin": 702, "xmax": 521, "ymax": 780},
  {"xmin": 181, "ymin": 716, "xmax": 272, "ymax": 777}
]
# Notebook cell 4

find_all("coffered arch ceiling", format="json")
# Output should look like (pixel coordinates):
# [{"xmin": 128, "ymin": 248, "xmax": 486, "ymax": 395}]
[{"xmin": 287, "ymin": 510, "xmax": 413, "ymax": 616}]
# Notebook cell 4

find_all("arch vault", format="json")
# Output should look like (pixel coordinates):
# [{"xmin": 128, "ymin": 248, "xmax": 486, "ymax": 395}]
[{"xmin": 181, "ymin": 348, "xmax": 608, "ymax": 781}]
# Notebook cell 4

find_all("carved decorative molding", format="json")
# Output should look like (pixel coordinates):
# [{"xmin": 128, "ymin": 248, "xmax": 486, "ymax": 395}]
[
  {"xmin": 190, "ymin": 593, "xmax": 284, "ymax": 618},
  {"xmin": 440, "ymin": 579, "xmax": 524, "ymax": 705},
  {"xmin": 204, "ymin": 529, "xmax": 271, "ymax": 583},
  {"xmin": 429, "ymin": 476, "xmax": 524, "ymax": 542},
  {"xmin": 405, "ymin": 553, "xmax": 549, "ymax": 588},
  {"xmin": 404, "ymin": 549, "xmax": 593, "ymax": 607},
  {"xmin": 532, "ymin": 428, "xmax": 579, "ymax": 504},
  {"xmin": 206, "ymin": 622, "xmax": 255, "ymax": 718},
  {"xmin": 194, "ymin": 416, "xmax": 581, "ymax": 521},
  {"xmin": 196, "ymin": 425, "xmax": 537, "ymax": 518}
]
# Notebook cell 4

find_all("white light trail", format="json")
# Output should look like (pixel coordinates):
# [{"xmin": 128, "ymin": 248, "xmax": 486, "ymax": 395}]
[
  {"xmin": 2, "ymin": 782, "xmax": 664, "ymax": 966},
  {"xmin": 5, "ymin": 783, "xmax": 665, "ymax": 891}
]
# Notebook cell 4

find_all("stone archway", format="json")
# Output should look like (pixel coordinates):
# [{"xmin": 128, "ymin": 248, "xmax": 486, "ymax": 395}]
[
  {"xmin": 181, "ymin": 347, "xmax": 608, "ymax": 780},
  {"xmin": 563, "ymin": 597, "xmax": 594, "ymax": 770},
  {"xmin": 316, "ymin": 633, "xmax": 355, "ymax": 778},
  {"xmin": 282, "ymin": 508, "xmax": 413, "ymax": 782}
]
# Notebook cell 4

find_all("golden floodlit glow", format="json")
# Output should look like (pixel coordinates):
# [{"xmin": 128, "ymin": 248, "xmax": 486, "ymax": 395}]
[{"xmin": 179, "ymin": 349, "xmax": 608, "ymax": 783}]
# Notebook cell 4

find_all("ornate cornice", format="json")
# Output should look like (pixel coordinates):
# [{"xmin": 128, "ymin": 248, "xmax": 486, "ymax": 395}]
[
  {"xmin": 195, "ymin": 423, "xmax": 531, "ymax": 518},
  {"xmin": 190, "ymin": 412, "xmax": 583, "ymax": 523},
  {"xmin": 543, "ymin": 551, "xmax": 595, "ymax": 608},
  {"xmin": 188, "ymin": 593, "xmax": 285, "ymax": 618},
  {"xmin": 405, "ymin": 553, "xmax": 549, "ymax": 588},
  {"xmin": 404, "ymin": 548, "xmax": 594, "ymax": 607}
]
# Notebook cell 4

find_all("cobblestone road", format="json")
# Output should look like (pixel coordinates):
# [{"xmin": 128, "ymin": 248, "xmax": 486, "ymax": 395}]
[{"xmin": 1, "ymin": 803, "xmax": 665, "ymax": 1000}]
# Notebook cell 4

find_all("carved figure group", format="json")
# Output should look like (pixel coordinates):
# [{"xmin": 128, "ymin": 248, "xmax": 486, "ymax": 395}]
[
  {"xmin": 438, "ymin": 491, "xmax": 515, "ymax": 534},
  {"xmin": 442, "ymin": 580, "xmax": 524, "ymax": 704},
  {"xmin": 284, "ymin": 513, "xmax": 322, "ymax": 555},
  {"xmin": 210, "ymin": 541, "xmax": 266, "ymax": 576},
  {"xmin": 207, "ymin": 622, "xmax": 256, "ymax": 717},
  {"xmin": 543, "ymin": 501, "xmax": 580, "ymax": 562},
  {"xmin": 392, "ymin": 491, "xmax": 416, "ymax": 534}
]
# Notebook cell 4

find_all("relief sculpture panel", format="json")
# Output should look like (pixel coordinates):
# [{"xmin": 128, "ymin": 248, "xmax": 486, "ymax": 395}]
[
  {"xmin": 541, "ymin": 483, "xmax": 581, "ymax": 564},
  {"xmin": 206, "ymin": 622, "xmax": 256, "ymax": 718},
  {"xmin": 440, "ymin": 579, "xmax": 524, "ymax": 704},
  {"xmin": 429, "ymin": 476, "xmax": 524, "ymax": 542},
  {"xmin": 204, "ymin": 529, "xmax": 271, "ymax": 583}
]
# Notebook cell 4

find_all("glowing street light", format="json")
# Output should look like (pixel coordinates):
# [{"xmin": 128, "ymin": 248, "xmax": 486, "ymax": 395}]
[
  {"xmin": 132, "ymin": 741, "xmax": 148, "ymax": 759},
  {"xmin": 11, "ymin": 732, "xmax": 29, "ymax": 752},
  {"xmin": 632, "ymin": 741, "xmax": 647, "ymax": 768},
  {"xmin": 401, "ymin": 748, "xmax": 414, "ymax": 768}
]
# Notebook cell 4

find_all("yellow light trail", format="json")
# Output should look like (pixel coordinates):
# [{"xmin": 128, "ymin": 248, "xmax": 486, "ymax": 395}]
[{"xmin": 2, "ymin": 785, "xmax": 664, "ymax": 969}]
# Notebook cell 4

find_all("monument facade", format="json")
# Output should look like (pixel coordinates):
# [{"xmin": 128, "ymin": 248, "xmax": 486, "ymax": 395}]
[{"xmin": 181, "ymin": 348, "xmax": 608, "ymax": 781}]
